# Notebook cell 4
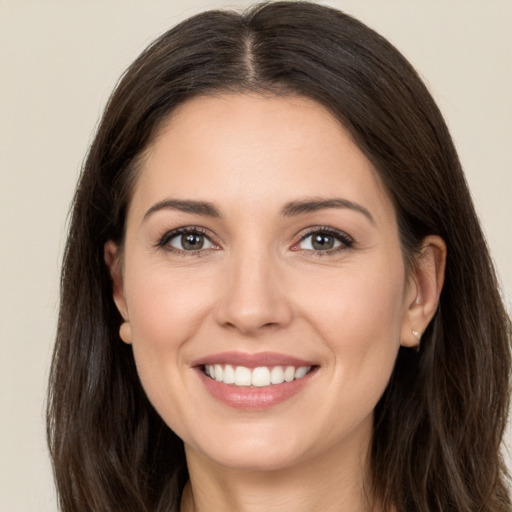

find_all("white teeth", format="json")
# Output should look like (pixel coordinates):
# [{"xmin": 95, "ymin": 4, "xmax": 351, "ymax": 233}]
[
  {"xmin": 223, "ymin": 364, "xmax": 235, "ymax": 384},
  {"xmin": 204, "ymin": 364, "xmax": 312, "ymax": 387},
  {"xmin": 214, "ymin": 364, "xmax": 223, "ymax": 382},
  {"xmin": 284, "ymin": 366, "xmax": 295, "ymax": 382},
  {"xmin": 295, "ymin": 366, "xmax": 309, "ymax": 379},
  {"xmin": 251, "ymin": 367, "xmax": 271, "ymax": 387},
  {"xmin": 234, "ymin": 366, "xmax": 252, "ymax": 386},
  {"xmin": 270, "ymin": 366, "xmax": 284, "ymax": 384}
]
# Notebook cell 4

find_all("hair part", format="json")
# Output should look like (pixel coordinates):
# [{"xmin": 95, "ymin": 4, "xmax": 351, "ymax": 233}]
[{"xmin": 48, "ymin": 3, "xmax": 511, "ymax": 511}]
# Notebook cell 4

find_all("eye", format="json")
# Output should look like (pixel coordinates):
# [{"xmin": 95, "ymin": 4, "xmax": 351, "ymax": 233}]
[
  {"xmin": 294, "ymin": 228, "xmax": 353, "ymax": 253},
  {"xmin": 159, "ymin": 228, "xmax": 217, "ymax": 252}
]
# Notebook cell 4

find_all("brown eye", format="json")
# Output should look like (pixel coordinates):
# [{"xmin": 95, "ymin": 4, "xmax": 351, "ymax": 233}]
[
  {"xmin": 180, "ymin": 233, "xmax": 205, "ymax": 250},
  {"xmin": 297, "ymin": 229, "xmax": 352, "ymax": 252},
  {"xmin": 164, "ymin": 230, "xmax": 216, "ymax": 251},
  {"xmin": 310, "ymin": 233, "xmax": 336, "ymax": 250}
]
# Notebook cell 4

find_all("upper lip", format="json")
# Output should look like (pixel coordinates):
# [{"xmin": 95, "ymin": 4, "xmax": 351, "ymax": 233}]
[{"xmin": 190, "ymin": 351, "xmax": 317, "ymax": 368}]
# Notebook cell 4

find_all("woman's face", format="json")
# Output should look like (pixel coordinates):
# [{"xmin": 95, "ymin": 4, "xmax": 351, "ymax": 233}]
[{"xmin": 107, "ymin": 93, "xmax": 421, "ymax": 471}]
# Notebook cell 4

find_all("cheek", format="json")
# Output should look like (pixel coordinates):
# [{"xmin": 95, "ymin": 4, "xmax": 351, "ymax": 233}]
[
  {"xmin": 125, "ymin": 261, "xmax": 213, "ymax": 348},
  {"xmin": 122, "ymin": 261, "xmax": 215, "ymax": 410},
  {"xmin": 295, "ymin": 255, "xmax": 406, "ymax": 405},
  {"xmin": 300, "ymin": 260, "xmax": 405, "ymax": 347}
]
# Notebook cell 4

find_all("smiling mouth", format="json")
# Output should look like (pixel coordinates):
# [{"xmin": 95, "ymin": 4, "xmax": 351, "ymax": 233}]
[{"xmin": 203, "ymin": 364, "xmax": 314, "ymax": 387}]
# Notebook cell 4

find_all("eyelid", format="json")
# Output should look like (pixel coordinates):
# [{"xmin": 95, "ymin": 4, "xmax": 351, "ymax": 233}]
[
  {"xmin": 156, "ymin": 226, "xmax": 220, "ymax": 253},
  {"xmin": 291, "ymin": 226, "xmax": 354, "ymax": 253},
  {"xmin": 155, "ymin": 224, "xmax": 354, "ymax": 256}
]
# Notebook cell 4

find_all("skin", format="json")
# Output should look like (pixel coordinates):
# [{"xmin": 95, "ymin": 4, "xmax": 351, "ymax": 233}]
[{"xmin": 105, "ymin": 93, "xmax": 445, "ymax": 512}]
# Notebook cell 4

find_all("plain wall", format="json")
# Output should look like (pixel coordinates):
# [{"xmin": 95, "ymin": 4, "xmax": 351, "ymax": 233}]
[{"xmin": 1, "ymin": 1, "xmax": 510, "ymax": 510}]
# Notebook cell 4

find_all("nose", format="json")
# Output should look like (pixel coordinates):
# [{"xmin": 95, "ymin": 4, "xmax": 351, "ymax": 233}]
[{"xmin": 214, "ymin": 248, "xmax": 293, "ymax": 336}]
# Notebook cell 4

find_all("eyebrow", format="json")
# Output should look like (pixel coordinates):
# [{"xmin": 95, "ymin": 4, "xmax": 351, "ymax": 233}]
[
  {"xmin": 281, "ymin": 198, "xmax": 375, "ymax": 224},
  {"xmin": 143, "ymin": 197, "xmax": 375, "ymax": 224},
  {"xmin": 143, "ymin": 199, "xmax": 221, "ymax": 221}
]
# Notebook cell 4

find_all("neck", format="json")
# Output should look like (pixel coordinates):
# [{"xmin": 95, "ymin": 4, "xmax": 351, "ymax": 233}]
[{"xmin": 180, "ymin": 422, "xmax": 377, "ymax": 512}]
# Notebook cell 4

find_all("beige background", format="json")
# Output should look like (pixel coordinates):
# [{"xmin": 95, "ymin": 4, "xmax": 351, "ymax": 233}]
[{"xmin": 1, "ymin": 1, "xmax": 510, "ymax": 510}]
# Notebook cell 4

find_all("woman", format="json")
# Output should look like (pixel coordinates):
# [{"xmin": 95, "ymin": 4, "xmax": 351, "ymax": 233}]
[{"xmin": 47, "ymin": 2, "xmax": 511, "ymax": 511}]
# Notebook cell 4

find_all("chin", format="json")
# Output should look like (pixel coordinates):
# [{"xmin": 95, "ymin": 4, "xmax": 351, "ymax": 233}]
[
  {"xmin": 183, "ymin": 424, "xmax": 313, "ymax": 472},
  {"xmin": 198, "ymin": 446, "xmax": 306, "ymax": 473}
]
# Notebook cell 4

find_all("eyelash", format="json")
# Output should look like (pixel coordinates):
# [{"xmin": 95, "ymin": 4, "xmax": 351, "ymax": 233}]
[
  {"xmin": 156, "ymin": 226, "xmax": 354, "ymax": 256},
  {"xmin": 292, "ymin": 226, "xmax": 354, "ymax": 256},
  {"xmin": 156, "ymin": 226, "xmax": 217, "ymax": 256}
]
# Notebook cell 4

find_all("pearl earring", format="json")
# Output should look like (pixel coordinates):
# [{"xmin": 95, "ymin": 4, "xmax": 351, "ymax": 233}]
[
  {"xmin": 412, "ymin": 330, "xmax": 422, "ymax": 352},
  {"xmin": 119, "ymin": 321, "xmax": 133, "ymax": 344}
]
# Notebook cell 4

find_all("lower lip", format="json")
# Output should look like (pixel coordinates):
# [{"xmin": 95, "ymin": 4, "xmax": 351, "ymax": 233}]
[{"xmin": 196, "ymin": 367, "xmax": 317, "ymax": 410}]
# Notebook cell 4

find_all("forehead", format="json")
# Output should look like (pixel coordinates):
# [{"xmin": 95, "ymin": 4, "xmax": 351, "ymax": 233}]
[{"xmin": 129, "ymin": 93, "xmax": 395, "ymax": 223}]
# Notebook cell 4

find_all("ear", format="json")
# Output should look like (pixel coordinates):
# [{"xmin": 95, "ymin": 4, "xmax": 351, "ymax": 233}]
[
  {"xmin": 104, "ymin": 240, "xmax": 132, "ymax": 344},
  {"xmin": 400, "ymin": 235, "xmax": 446, "ymax": 348}
]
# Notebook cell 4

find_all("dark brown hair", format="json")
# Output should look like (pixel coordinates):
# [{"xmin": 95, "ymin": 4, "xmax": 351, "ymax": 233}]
[{"xmin": 47, "ymin": 2, "xmax": 511, "ymax": 511}]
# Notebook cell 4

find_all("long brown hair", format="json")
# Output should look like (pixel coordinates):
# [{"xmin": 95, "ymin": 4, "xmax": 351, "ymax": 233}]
[{"xmin": 47, "ymin": 2, "xmax": 511, "ymax": 511}]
